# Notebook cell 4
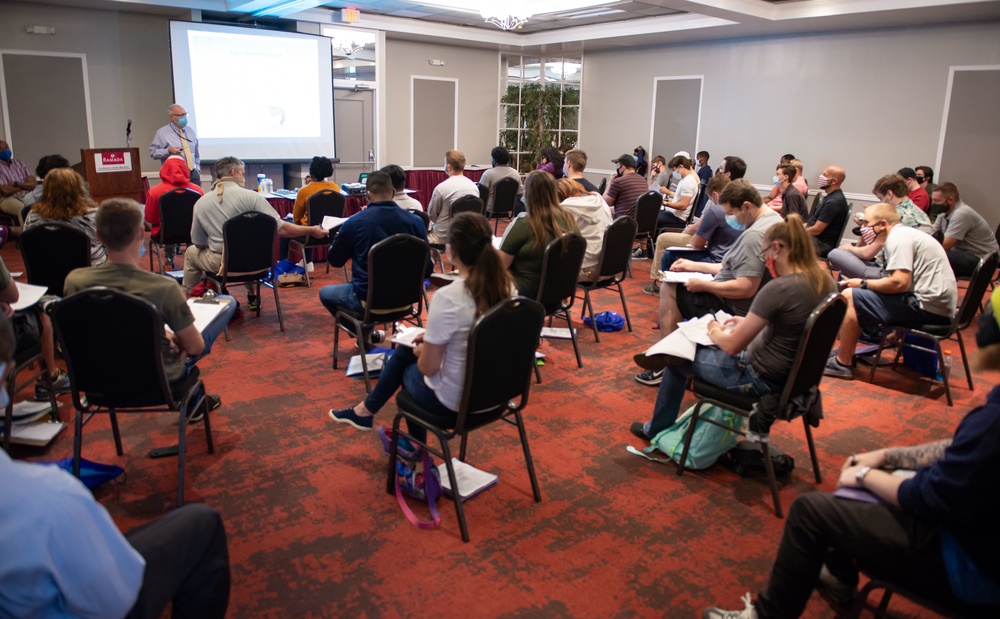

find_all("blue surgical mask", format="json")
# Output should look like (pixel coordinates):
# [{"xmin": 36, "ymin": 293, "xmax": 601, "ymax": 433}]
[
  {"xmin": 0, "ymin": 149, "xmax": 11, "ymax": 162},
  {"xmin": 139, "ymin": 243, "xmax": 147, "ymax": 258},
  {"xmin": 725, "ymin": 214, "xmax": 745, "ymax": 231},
  {"xmin": 671, "ymin": 170, "xmax": 681, "ymax": 181},
  {"xmin": 177, "ymin": 116, "xmax": 188, "ymax": 128},
  {"xmin": 772, "ymin": 175, "xmax": 780, "ymax": 185}
]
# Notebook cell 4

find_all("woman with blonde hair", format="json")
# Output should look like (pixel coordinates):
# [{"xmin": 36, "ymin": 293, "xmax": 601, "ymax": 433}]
[
  {"xmin": 24, "ymin": 168, "xmax": 105, "ymax": 264},
  {"xmin": 557, "ymin": 178, "xmax": 611, "ymax": 280},
  {"xmin": 500, "ymin": 170, "xmax": 579, "ymax": 298},
  {"xmin": 631, "ymin": 214, "xmax": 835, "ymax": 441}
]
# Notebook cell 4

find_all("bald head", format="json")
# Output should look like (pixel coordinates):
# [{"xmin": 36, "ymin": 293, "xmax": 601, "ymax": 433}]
[
  {"xmin": 822, "ymin": 165, "xmax": 845, "ymax": 191},
  {"xmin": 168, "ymin": 104, "xmax": 187, "ymax": 128},
  {"xmin": 865, "ymin": 202, "xmax": 900, "ymax": 227}
]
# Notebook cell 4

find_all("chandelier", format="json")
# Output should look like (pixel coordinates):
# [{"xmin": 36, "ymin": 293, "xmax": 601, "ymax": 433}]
[
  {"xmin": 334, "ymin": 41, "xmax": 365, "ymax": 56},
  {"xmin": 481, "ymin": 4, "xmax": 533, "ymax": 30}
]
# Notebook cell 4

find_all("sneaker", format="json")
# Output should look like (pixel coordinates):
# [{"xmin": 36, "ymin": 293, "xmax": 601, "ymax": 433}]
[
  {"xmin": 369, "ymin": 330, "xmax": 386, "ymax": 345},
  {"xmin": 328, "ymin": 407, "xmax": 373, "ymax": 431},
  {"xmin": 247, "ymin": 294, "xmax": 260, "ymax": 312},
  {"xmin": 642, "ymin": 282, "xmax": 660, "ymax": 297},
  {"xmin": 635, "ymin": 368, "xmax": 664, "ymax": 386},
  {"xmin": 703, "ymin": 593, "xmax": 757, "ymax": 619},
  {"xmin": 164, "ymin": 257, "xmax": 174, "ymax": 271},
  {"xmin": 305, "ymin": 261, "xmax": 315, "ymax": 273},
  {"xmin": 823, "ymin": 356, "xmax": 854, "ymax": 380},
  {"xmin": 629, "ymin": 421, "xmax": 651, "ymax": 441},
  {"xmin": 631, "ymin": 246, "xmax": 649, "ymax": 259},
  {"xmin": 35, "ymin": 369, "xmax": 71, "ymax": 400},
  {"xmin": 188, "ymin": 394, "xmax": 221, "ymax": 424}
]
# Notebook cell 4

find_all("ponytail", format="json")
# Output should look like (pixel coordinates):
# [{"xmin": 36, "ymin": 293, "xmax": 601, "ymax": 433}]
[
  {"xmin": 447, "ymin": 212, "xmax": 514, "ymax": 315},
  {"xmin": 765, "ymin": 214, "xmax": 834, "ymax": 297}
]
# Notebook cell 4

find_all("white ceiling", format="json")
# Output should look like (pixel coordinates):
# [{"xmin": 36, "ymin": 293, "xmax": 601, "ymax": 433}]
[{"xmin": 12, "ymin": 0, "xmax": 1000, "ymax": 53}]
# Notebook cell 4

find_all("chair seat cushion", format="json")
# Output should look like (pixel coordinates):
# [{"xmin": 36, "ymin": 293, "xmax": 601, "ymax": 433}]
[
  {"xmin": 691, "ymin": 379, "xmax": 754, "ymax": 414},
  {"xmin": 912, "ymin": 324, "xmax": 953, "ymax": 337},
  {"xmin": 396, "ymin": 389, "xmax": 507, "ymax": 431}
]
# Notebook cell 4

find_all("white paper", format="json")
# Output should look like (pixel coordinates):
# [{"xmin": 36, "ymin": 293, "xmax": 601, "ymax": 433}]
[
  {"xmin": 10, "ymin": 282, "xmax": 47, "ymax": 311},
  {"xmin": 7, "ymin": 420, "xmax": 65, "ymax": 446},
  {"xmin": 491, "ymin": 236, "xmax": 503, "ymax": 250},
  {"xmin": 185, "ymin": 298, "xmax": 233, "ymax": 333},
  {"xmin": 660, "ymin": 271, "xmax": 713, "ymax": 284},
  {"xmin": 540, "ymin": 326, "xmax": 575, "ymax": 340},
  {"xmin": 390, "ymin": 326, "xmax": 425, "ymax": 348},
  {"xmin": 346, "ymin": 352, "xmax": 387, "ymax": 377},
  {"xmin": 437, "ymin": 458, "xmax": 498, "ymax": 501},
  {"xmin": 644, "ymin": 311, "xmax": 733, "ymax": 360},
  {"xmin": 10, "ymin": 271, "xmax": 23, "ymax": 278},
  {"xmin": 662, "ymin": 245, "xmax": 704, "ymax": 252},
  {"xmin": 10, "ymin": 400, "xmax": 52, "ymax": 423},
  {"xmin": 322, "ymin": 215, "xmax": 348, "ymax": 230}
]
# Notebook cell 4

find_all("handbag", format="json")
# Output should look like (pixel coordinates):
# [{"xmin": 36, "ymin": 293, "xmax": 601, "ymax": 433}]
[{"xmin": 377, "ymin": 426, "xmax": 441, "ymax": 529}]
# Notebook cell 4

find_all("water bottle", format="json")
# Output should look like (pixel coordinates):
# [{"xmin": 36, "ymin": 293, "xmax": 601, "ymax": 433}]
[{"xmin": 257, "ymin": 173, "xmax": 266, "ymax": 193}]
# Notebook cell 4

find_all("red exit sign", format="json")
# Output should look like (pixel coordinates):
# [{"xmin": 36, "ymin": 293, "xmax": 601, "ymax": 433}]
[{"xmin": 341, "ymin": 8, "xmax": 360, "ymax": 23}]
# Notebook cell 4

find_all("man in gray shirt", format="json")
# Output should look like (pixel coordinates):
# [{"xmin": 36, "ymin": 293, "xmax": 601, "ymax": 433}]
[
  {"xmin": 427, "ymin": 150, "xmax": 478, "ymax": 244},
  {"xmin": 478, "ymin": 146, "xmax": 521, "ymax": 215},
  {"xmin": 930, "ymin": 182, "xmax": 999, "ymax": 277}
]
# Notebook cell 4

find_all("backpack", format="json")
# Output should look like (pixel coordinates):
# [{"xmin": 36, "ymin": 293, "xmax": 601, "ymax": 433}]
[
  {"xmin": 377, "ymin": 426, "xmax": 441, "ymax": 529},
  {"xmin": 627, "ymin": 404, "xmax": 742, "ymax": 470},
  {"xmin": 720, "ymin": 441, "xmax": 795, "ymax": 477}
]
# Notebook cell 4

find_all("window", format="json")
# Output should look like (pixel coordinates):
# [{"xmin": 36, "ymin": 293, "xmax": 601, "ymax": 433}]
[{"xmin": 500, "ymin": 55, "xmax": 581, "ymax": 173}]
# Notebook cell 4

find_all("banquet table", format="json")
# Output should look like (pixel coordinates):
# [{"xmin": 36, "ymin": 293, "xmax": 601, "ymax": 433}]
[{"xmin": 404, "ymin": 167, "xmax": 487, "ymax": 209}]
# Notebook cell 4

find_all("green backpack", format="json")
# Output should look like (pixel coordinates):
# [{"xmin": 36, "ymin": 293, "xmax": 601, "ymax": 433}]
[{"xmin": 628, "ymin": 404, "xmax": 742, "ymax": 470}]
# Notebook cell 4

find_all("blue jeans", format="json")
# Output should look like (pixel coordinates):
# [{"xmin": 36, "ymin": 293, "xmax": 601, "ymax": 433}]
[
  {"xmin": 661, "ymin": 248, "xmax": 712, "ymax": 273},
  {"xmin": 645, "ymin": 347, "xmax": 781, "ymax": 437},
  {"xmin": 319, "ymin": 283, "xmax": 362, "ymax": 316},
  {"xmin": 364, "ymin": 346, "xmax": 452, "ymax": 442},
  {"xmin": 183, "ymin": 295, "xmax": 237, "ymax": 376}
]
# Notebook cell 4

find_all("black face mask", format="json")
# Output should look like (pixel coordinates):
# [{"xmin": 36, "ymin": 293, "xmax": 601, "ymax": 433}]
[{"xmin": 977, "ymin": 303, "xmax": 1000, "ymax": 349}]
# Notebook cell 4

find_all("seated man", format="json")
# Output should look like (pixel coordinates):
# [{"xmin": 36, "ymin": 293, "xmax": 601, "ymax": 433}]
[
  {"xmin": 824, "ymin": 202, "xmax": 956, "ymax": 379},
  {"xmin": 644, "ymin": 174, "xmax": 738, "ymax": 296},
  {"xmin": 64, "ymin": 198, "xmax": 236, "ymax": 412},
  {"xmin": 478, "ymin": 146, "xmax": 521, "ymax": 215},
  {"xmin": 705, "ymin": 292, "xmax": 1000, "ymax": 619},
  {"xmin": 768, "ymin": 163, "xmax": 808, "ymax": 220},
  {"xmin": 144, "ymin": 155, "xmax": 204, "ymax": 270},
  {"xmin": 637, "ymin": 180, "xmax": 781, "ymax": 386},
  {"xmin": 930, "ymin": 182, "xmax": 999, "ymax": 278},
  {"xmin": 603, "ymin": 154, "xmax": 648, "ymax": 220},
  {"xmin": 563, "ymin": 149, "xmax": 600, "ymax": 193},
  {"xmin": 805, "ymin": 165, "xmax": 849, "ymax": 258},
  {"xmin": 0, "ymin": 311, "xmax": 230, "ymax": 618},
  {"xmin": 899, "ymin": 166, "xmax": 930, "ymax": 211},
  {"xmin": 427, "ymin": 150, "xmax": 478, "ymax": 244},
  {"xmin": 183, "ymin": 156, "xmax": 325, "ymax": 309},
  {"xmin": 319, "ymin": 171, "xmax": 427, "ymax": 341},
  {"xmin": 657, "ymin": 155, "xmax": 698, "ymax": 229},
  {"xmin": 382, "ymin": 164, "xmax": 423, "ymax": 212},
  {"xmin": 22, "ymin": 154, "xmax": 71, "ymax": 211},
  {"xmin": 0, "ymin": 138, "xmax": 37, "ymax": 228}
]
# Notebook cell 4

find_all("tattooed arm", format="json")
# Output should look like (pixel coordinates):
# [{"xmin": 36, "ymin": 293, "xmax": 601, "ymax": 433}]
[{"xmin": 883, "ymin": 439, "xmax": 952, "ymax": 469}]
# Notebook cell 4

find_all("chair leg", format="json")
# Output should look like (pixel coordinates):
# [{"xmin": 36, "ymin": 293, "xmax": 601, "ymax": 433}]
[
  {"xmin": 333, "ymin": 319, "xmax": 341, "ymax": 369},
  {"xmin": 867, "ymin": 331, "xmax": 891, "ymax": 384},
  {"xmin": 617, "ymin": 282, "xmax": 632, "ymax": 332},
  {"xmin": 512, "ymin": 410, "xmax": 542, "ymax": 503},
  {"xmin": 177, "ymin": 404, "xmax": 187, "ymax": 507},
  {"xmin": 439, "ymin": 437, "xmax": 471, "ymax": 543},
  {"xmin": 803, "ymin": 417, "xmax": 822, "ymax": 484},
  {"xmin": 934, "ymin": 338, "xmax": 953, "ymax": 407},
  {"xmin": 584, "ymin": 289, "xmax": 600, "ymax": 343},
  {"xmin": 563, "ymin": 309, "xmax": 583, "ymax": 368},
  {"xmin": 73, "ymin": 409, "xmax": 84, "ymax": 477},
  {"xmin": 956, "ymin": 331, "xmax": 974, "ymax": 390},
  {"xmin": 760, "ymin": 442, "xmax": 784, "ymax": 518},
  {"xmin": 109, "ymin": 408, "xmax": 124, "ymax": 456},
  {"xmin": 385, "ymin": 413, "xmax": 403, "ymax": 496},
  {"xmin": 458, "ymin": 432, "xmax": 469, "ymax": 461},
  {"xmin": 676, "ymin": 401, "xmax": 705, "ymax": 476},
  {"xmin": 271, "ymin": 277, "xmax": 285, "ymax": 332},
  {"xmin": 533, "ymin": 361, "xmax": 541, "ymax": 384},
  {"xmin": 255, "ymin": 282, "xmax": 262, "ymax": 318}
]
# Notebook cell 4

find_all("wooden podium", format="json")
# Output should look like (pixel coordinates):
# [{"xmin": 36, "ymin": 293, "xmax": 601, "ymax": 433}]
[{"xmin": 74, "ymin": 147, "xmax": 143, "ymax": 203}]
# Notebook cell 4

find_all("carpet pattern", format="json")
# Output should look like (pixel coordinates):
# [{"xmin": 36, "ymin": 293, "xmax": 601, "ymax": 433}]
[{"xmin": 4, "ymin": 239, "xmax": 987, "ymax": 619}]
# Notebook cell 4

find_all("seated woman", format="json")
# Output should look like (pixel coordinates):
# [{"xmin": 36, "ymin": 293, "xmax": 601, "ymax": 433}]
[
  {"xmin": 630, "ymin": 214, "xmax": 835, "ymax": 440},
  {"xmin": 556, "ymin": 177, "xmax": 612, "ymax": 281},
  {"xmin": 535, "ymin": 146, "xmax": 564, "ymax": 180},
  {"xmin": 281, "ymin": 156, "xmax": 342, "ymax": 262},
  {"xmin": 23, "ymin": 168, "xmax": 105, "ymax": 265},
  {"xmin": 499, "ymin": 171, "xmax": 580, "ymax": 299},
  {"xmin": 328, "ymin": 212, "xmax": 514, "ymax": 437}
]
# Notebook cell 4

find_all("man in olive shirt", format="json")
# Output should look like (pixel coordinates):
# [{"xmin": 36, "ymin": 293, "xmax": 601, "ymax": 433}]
[{"xmin": 64, "ymin": 199, "xmax": 234, "ymax": 408}]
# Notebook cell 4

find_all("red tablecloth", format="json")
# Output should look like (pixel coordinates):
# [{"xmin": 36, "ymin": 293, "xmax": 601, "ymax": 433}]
[
  {"xmin": 404, "ymin": 168, "xmax": 487, "ymax": 209},
  {"xmin": 266, "ymin": 194, "xmax": 366, "ymax": 264}
]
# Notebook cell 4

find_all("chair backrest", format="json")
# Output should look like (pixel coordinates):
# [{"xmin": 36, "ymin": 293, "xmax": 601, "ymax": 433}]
[
  {"xmin": 634, "ymin": 191, "xmax": 662, "ymax": 236},
  {"xmin": 780, "ymin": 293, "xmax": 848, "ymax": 403},
  {"xmin": 685, "ymin": 182, "xmax": 704, "ymax": 224},
  {"xmin": 457, "ymin": 297, "xmax": 545, "ymax": 426},
  {"xmin": 305, "ymin": 190, "xmax": 346, "ymax": 247},
  {"xmin": 597, "ymin": 177, "xmax": 607, "ymax": 194},
  {"xmin": 365, "ymin": 233, "xmax": 429, "ymax": 317},
  {"xmin": 477, "ymin": 183, "xmax": 489, "ymax": 205},
  {"xmin": 51, "ymin": 288, "xmax": 174, "ymax": 409},
  {"xmin": 20, "ymin": 221, "xmax": 91, "ymax": 296},
  {"xmin": 451, "ymin": 195, "xmax": 484, "ymax": 217},
  {"xmin": 535, "ymin": 232, "xmax": 587, "ymax": 314},
  {"xmin": 157, "ymin": 188, "xmax": 199, "ymax": 246},
  {"xmin": 693, "ymin": 179, "xmax": 709, "ymax": 219},
  {"xmin": 491, "ymin": 177, "xmax": 520, "ymax": 216},
  {"xmin": 957, "ymin": 253, "xmax": 999, "ymax": 329},
  {"xmin": 595, "ymin": 216, "xmax": 638, "ymax": 280},
  {"xmin": 221, "ymin": 212, "xmax": 277, "ymax": 279}
]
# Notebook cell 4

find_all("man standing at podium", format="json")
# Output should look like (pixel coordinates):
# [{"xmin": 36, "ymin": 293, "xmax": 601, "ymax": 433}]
[
  {"xmin": 150, "ymin": 104, "xmax": 200, "ymax": 183},
  {"xmin": 0, "ymin": 138, "xmax": 36, "ymax": 226}
]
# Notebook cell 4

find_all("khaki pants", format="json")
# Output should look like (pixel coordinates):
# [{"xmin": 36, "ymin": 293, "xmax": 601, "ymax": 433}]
[
  {"xmin": 183, "ymin": 246, "xmax": 223, "ymax": 292},
  {"xmin": 0, "ymin": 195, "xmax": 25, "ymax": 224},
  {"xmin": 651, "ymin": 232, "xmax": 693, "ymax": 280}
]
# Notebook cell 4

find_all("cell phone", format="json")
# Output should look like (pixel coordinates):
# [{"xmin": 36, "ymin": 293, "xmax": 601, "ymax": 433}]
[{"xmin": 852, "ymin": 212, "xmax": 864, "ymax": 224}]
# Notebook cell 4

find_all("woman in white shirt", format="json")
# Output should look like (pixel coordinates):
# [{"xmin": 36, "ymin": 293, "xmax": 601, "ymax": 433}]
[{"xmin": 328, "ymin": 212, "xmax": 515, "ymax": 439}]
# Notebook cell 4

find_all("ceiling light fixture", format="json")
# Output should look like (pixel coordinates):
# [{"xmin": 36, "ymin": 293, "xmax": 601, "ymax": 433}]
[
  {"xmin": 481, "ymin": 4, "xmax": 534, "ymax": 31},
  {"xmin": 333, "ymin": 40, "xmax": 365, "ymax": 56}
]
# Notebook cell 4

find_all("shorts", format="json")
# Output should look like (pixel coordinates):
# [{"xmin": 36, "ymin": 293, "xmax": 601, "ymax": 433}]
[{"xmin": 851, "ymin": 289, "xmax": 952, "ymax": 331}]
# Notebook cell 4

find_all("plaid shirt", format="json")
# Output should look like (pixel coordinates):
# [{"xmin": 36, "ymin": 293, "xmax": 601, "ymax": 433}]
[{"xmin": 0, "ymin": 158, "xmax": 32, "ymax": 198}]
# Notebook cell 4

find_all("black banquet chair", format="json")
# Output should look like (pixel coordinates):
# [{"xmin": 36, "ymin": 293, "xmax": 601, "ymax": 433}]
[
  {"xmin": 576, "ymin": 217, "xmax": 638, "ymax": 342},
  {"xmin": 486, "ymin": 177, "xmax": 520, "ymax": 235},
  {"xmin": 451, "ymin": 195, "xmax": 485, "ymax": 217},
  {"xmin": 388, "ymin": 296, "xmax": 546, "ymax": 542},
  {"xmin": 535, "ymin": 232, "xmax": 587, "ymax": 378},
  {"xmin": 207, "ymin": 211, "xmax": 284, "ymax": 333},
  {"xmin": 333, "ymin": 233, "xmax": 428, "ymax": 393},
  {"xmin": 20, "ymin": 221, "xmax": 91, "ymax": 296},
  {"xmin": 288, "ymin": 189, "xmax": 345, "ymax": 287},
  {"xmin": 50, "ymin": 288, "xmax": 215, "ymax": 506},
  {"xmin": 676, "ymin": 293, "xmax": 847, "ymax": 517},
  {"xmin": 149, "ymin": 188, "xmax": 199, "ymax": 274}
]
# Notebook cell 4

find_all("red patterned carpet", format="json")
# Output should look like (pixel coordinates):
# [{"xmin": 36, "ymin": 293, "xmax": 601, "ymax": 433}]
[{"xmin": 4, "ymin": 239, "xmax": 987, "ymax": 619}]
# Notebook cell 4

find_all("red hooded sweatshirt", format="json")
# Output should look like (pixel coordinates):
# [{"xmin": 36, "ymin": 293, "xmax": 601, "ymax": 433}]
[{"xmin": 145, "ymin": 156, "xmax": 203, "ymax": 236}]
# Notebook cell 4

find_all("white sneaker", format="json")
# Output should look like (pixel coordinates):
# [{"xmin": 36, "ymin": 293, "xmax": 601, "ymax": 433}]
[
  {"xmin": 703, "ymin": 593, "xmax": 757, "ymax": 619},
  {"xmin": 306, "ymin": 261, "xmax": 315, "ymax": 273}
]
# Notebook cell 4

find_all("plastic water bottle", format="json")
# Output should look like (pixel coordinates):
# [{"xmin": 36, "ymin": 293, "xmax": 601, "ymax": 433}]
[{"xmin": 257, "ymin": 174, "xmax": 266, "ymax": 193}]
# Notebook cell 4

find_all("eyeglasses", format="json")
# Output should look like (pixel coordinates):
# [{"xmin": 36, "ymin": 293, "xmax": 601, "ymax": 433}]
[{"xmin": 170, "ymin": 113, "xmax": 188, "ymax": 118}]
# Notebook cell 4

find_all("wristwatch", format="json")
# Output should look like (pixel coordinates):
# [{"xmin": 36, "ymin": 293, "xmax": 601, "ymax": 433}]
[
  {"xmin": 856, "ymin": 465, "xmax": 872, "ymax": 487},
  {"xmin": 860, "ymin": 279, "xmax": 868, "ymax": 289}
]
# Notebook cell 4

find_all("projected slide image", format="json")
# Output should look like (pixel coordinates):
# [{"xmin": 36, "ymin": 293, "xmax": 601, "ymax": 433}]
[{"xmin": 188, "ymin": 31, "xmax": 322, "ymax": 139}]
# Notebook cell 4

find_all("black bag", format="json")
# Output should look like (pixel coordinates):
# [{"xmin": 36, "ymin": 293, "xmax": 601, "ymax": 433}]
[
  {"xmin": 11, "ymin": 309, "xmax": 41, "ymax": 354},
  {"xmin": 721, "ymin": 441, "xmax": 794, "ymax": 477}
]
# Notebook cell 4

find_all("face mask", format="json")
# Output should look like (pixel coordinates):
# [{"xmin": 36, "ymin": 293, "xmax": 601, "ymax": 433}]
[
  {"xmin": 671, "ymin": 170, "xmax": 681, "ymax": 181},
  {"xmin": 139, "ymin": 242, "xmax": 147, "ymax": 258},
  {"xmin": 818, "ymin": 174, "xmax": 830, "ymax": 189},
  {"xmin": 916, "ymin": 176, "xmax": 925, "ymax": 184},
  {"xmin": 725, "ymin": 214, "xmax": 744, "ymax": 231},
  {"xmin": 616, "ymin": 167, "xmax": 623, "ymax": 177},
  {"xmin": 177, "ymin": 116, "xmax": 188, "ymax": 128},
  {"xmin": 859, "ymin": 226, "xmax": 878, "ymax": 245},
  {"xmin": 0, "ymin": 150, "xmax": 11, "ymax": 162},
  {"xmin": 772, "ymin": 175, "xmax": 780, "ymax": 185}
]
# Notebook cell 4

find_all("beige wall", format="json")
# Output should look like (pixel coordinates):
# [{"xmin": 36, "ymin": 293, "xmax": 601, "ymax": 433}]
[{"xmin": 383, "ymin": 39, "xmax": 499, "ymax": 169}]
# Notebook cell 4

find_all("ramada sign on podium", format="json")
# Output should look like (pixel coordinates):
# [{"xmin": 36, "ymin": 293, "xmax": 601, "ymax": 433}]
[{"xmin": 94, "ymin": 151, "xmax": 133, "ymax": 173}]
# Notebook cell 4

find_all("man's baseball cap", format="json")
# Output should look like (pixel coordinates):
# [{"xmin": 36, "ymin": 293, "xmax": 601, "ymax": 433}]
[
  {"xmin": 612, "ymin": 154, "xmax": 636, "ymax": 168},
  {"xmin": 897, "ymin": 167, "xmax": 917, "ymax": 180}
]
